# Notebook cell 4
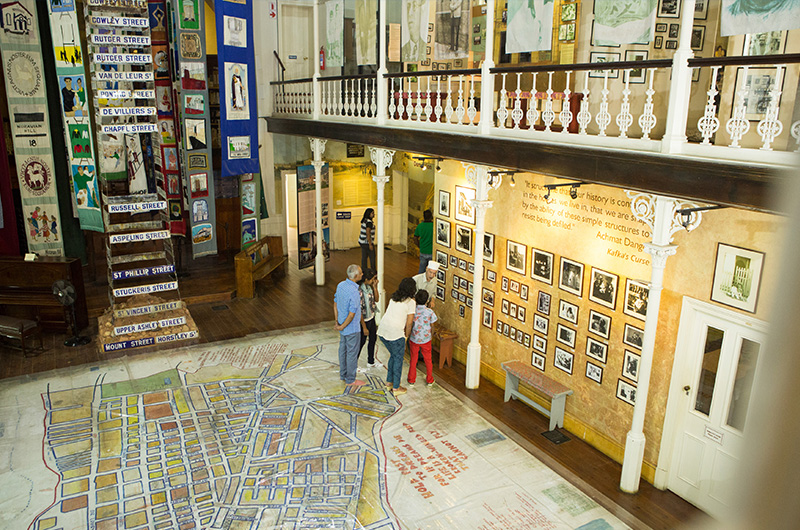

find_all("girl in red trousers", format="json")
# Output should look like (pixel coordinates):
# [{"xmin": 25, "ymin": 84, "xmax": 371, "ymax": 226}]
[{"xmin": 408, "ymin": 289, "xmax": 437, "ymax": 386}]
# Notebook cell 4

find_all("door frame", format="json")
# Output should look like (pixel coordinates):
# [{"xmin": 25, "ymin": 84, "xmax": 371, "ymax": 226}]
[{"xmin": 654, "ymin": 296, "xmax": 768, "ymax": 490}]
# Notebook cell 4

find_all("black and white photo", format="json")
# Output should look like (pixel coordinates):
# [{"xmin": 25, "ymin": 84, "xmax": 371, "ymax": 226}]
[
  {"xmin": 501, "ymin": 298, "xmax": 510, "ymax": 315},
  {"xmin": 509, "ymin": 302, "xmax": 517, "ymax": 319},
  {"xmin": 436, "ymin": 219, "xmax": 451, "ymax": 248},
  {"xmin": 455, "ymin": 224, "xmax": 473, "ymax": 255},
  {"xmin": 486, "ymin": 269, "xmax": 497, "ymax": 282},
  {"xmin": 503, "ymin": 323, "xmax": 510, "ymax": 336},
  {"xmin": 436, "ymin": 250, "xmax": 448, "ymax": 269},
  {"xmin": 556, "ymin": 324, "xmax": 576, "ymax": 349},
  {"xmin": 559, "ymin": 257, "xmax": 584, "ymax": 297},
  {"xmin": 533, "ymin": 334, "xmax": 547, "ymax": 353},
  {"xmin": 506, "ymin": 240, "xmax": 527, "ymax": 275},
  {"xmin": 554, "ymin": 347, "xmax": 574, "ymax": 375},
  {"xmin": 496, "ymin": 318, "xmax": 503, "ymax": 333},
  {"xmin": 711, "ymin": 243, "xmax": 764, "ymax": 313},
  {"xmin": 657, "ymin": 0, "xmax": 681, "ymax": 18},
  {"xmin": 466, "ymin": 296, "xmax": 473, "ymax": 308},
  {"xmin": 482, "ymin": 287, "xmax": 495, "ymax": 307},
  {"xmin": 517, "ymin": 306, "xmax": 526, "ymax": 323},
  {"xmin": 586, "ymin": 337, "xmax": 608, "ymax": 363},
  {"xmin": 482, "ymin": 307, "xmax": 493, "ymax": 328},
  {"xmin": 468, "ymin": 262, "xmax": 475, "ymax": 274},
  {"xmin": 558, "ymin": 300, "xmax": 579, "ymax": 324},
  {"xmin": 532, "ymin": 248, "xmax": 554, "ymax": 284},
  {"xmin": 483, "ymin": 233, "xmax": 495, "ymax": 263},
  {"xmin": 520, "ymin": 284, "xmax": 529, "ymax": 301},
  {"xmin": 516, "ymin": 329, "xmax": 524, "ymax": 344},
  {"xmin": 523, "ymin": 333, "xmax": 531, "ymax": 348},
  {"xmin": 622, "ymin": 350, "xmax": 641, "ymax": 382},
  {"xmin": 459, "ymin": 277, "xmax": 468, "ymax": 290},
  {"xmin": 531, "ymin": 351, "xmax": 546, "ymax": 371},
  {"xmin": 451, "ymin": 288, "xmax": 459, "ymax": 299},
  {"xmin": 453, "ymin": 275, "xmax": 460, "ymax": 289},
  {"xmin": 501, "ymin": 276, "xmax": 509, "ymax": 292},
  {"xmin": 623, "ymin": 323, "xmax": 644, "ymax": 350},
  {"xmin": 510, "ymin": 280, "xmax": 520, "ymax": 293},
  {"xmin": 436, "ymin": 285, "xmax": 445, "ymax": 301},
  {"xmin": 459, "ymin": 304, "xmax": 465, "ymax": 318},
  {"xmin": 438, "ymin": 189, "xmax": 450, "ymax": 217},
  {"xmin": 586, "ymin": 361, "xmax": 603, "ymax": 384},
  {"xmin": 616, "ymin": 379, "xmax": 637, "ymax": 405},
  {"xmin": 510, "ymin": 327, "xmax": 517, "ymax": 341},
  {"xmin": 624, "ymin": 279, "xmax": 650, "ymax": 321},
  {"xmin": 458, "ymin": 292, "xmax": 466, "ymax": 303},
  {"xmin": 459, "ymin": 258, "xmax": 467, "ymax": 270},
  {"xmin": 537, "ymin": 291, "xmax": 551, "ymax": 315},
  {"xmin": 534, "ymin": 314, "xmax": 549, "ymax": 335},
  {"xmin": 455, "ymin": 185, "xmax": 476, "ymax": 224},
  {"xmin": 437, "ymin": 269, "xmax": 445, "ymax": 284},
  {"xmin": 450, "ymin": 254, "xmax": 458, "ymax": 267},
  {"xmin": 589, "ymin": 267, "xmax": 618, "ymax": 310},
  {"xmin": 588, "ymin": 310, "xmax": 611, "ymax": 339}
]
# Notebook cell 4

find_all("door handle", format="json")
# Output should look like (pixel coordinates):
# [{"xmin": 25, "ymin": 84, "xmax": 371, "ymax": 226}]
[{"xmin": 683, "ymin": 385, "xmax": 690, "ymax": 395}]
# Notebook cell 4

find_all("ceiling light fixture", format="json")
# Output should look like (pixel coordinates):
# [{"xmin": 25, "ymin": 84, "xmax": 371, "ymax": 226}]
[{"xmin": 544, "ymin": 181, "xmax": 585, "ymax": 201}]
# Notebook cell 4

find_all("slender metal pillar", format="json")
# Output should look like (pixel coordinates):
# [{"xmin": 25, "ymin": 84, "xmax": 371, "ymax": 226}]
[
  {"xmin": 310, "ymin": 138, "xmax": 327, "ymax": 286},
  {"xmin": 369, "ymin": 147, "xmax": 395, "ymax": 312}
]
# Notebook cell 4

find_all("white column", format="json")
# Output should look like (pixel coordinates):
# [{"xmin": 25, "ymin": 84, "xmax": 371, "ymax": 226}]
[
  {"xmin": 310, "ymin": 138, "xmax": 327, "ymax": 286},
  {"xmin": 377, "ymin": 0, "xmax": 388, "ymax": 126},
  {"xmin": 620, "ymin": 193, "xmax": 702, "ymax": 493},
  {"xmin": 478, "ymin": 0, "xmax": 496, "ymax": 135},
  {"xmin": 370, "ymin": 147, "xmax": 395, "ymax": 312},
  {"xmin": 661, "ymin": 0, "xmax": 696, "ymax": 154},
  {"xmin": 313, "ymin": 0, "xmax": 321, "ymax": 120}
]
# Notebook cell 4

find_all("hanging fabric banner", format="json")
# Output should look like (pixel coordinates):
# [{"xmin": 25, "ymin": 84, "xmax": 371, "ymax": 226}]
[
  {"xmin": 0, "ymin": 123, "xmax": 20, "ymax": 255},
  {"xmin": 434, "ymin": 0, "xmax": 469, "ymax": 59},
  {"xmin": 47, "ymin": 1, "xmax": 103, "ymax": 233},
  {"xmin": 355, "ymin": 0, "xmax": 377, "ymax": 65},
  {"xmin": 296, "ymin": 164, "xmax": 330, "ymax": 270},
  {"xmin": 721, "ymin": 0, "xmax": 800, "ymax": 36},
  {"xmin": 174, "ymin": 0, "xmax": 218, "ymax": 257},
  {"xmin": 0, "ymin": 0, "xmax": 66, "ymax": 256},
  {"xmin": 505, "ymin": 0, "xmax": 555, "ymax": 53},
  {"xmin": 240, "ymin": 173, "xmax": 260, "ymax": 250},
  {"xmin": 324, "ymin": 0, "xmax": 344, "ymax": 68},
  {"xmin": 593, "ymin": 0, "xmax": 656, "ymax": 45},
  {"xmin": 215, "ymin": 0, "xmax": 260, "ymax": 177},
  {"xmin": 401, "ymin": 0, "xmax": 430, "ymax": 62}
]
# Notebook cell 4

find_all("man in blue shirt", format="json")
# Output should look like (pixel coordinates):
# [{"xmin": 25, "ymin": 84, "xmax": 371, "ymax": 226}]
[{"xmin": 334, "ymin": 264, "xmax": 365, "ymax": 386}]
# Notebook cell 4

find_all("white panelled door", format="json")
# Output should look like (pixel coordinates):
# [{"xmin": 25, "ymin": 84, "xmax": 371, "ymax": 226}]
[
  {"xmin": 668, "ymin": 301, "xmax": 766, "ymax": 520},
  {"xmin": 279, "ymin": 4, "xmax": 313, "ymax": 80}
]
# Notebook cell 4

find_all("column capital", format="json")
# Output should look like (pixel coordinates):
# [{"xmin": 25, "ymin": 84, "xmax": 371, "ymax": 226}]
[
  {"xmin": 309, "ymin": 137, "xmax": 327, "ymax": 159},
  {"xmin": 462, "ymin": 163, "xmax": 503, "ymax": 191},
  {"xmin": 471, "ymin": 199, "xmax": 493, "ymax": 214},
  {"xmin": 369, "ymin": 147, "xmax": 395, "ymax": 171},
  {"xmin": 644, "ymin": 243, "xmax": 678, "ymax": 269},
  {"xmin": 372, "ymin": 175, "xmax": 390, "ymax": 187},
  {"xmin": 625, "ymin": 191, "xmax": 705, "ymax": 243}
]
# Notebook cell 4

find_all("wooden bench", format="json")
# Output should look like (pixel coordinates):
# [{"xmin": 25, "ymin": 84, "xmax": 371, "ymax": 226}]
[
  {"xmin": 234, "ymin": 236, "xmax": 287, "ymax": 298},
  {"xmin": 0, "ymin": 315, "xmax": 43, "ymax": 357},
  {"xmin": 432, "ymin": 322, "xmax": 458, "ymax": 369},
  {"xmin": 501, "ymin": 360, "xmax": 573, "ymax": 431}
]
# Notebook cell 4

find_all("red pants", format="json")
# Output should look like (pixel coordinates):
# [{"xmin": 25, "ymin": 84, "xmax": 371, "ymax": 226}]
[{"xmin": 408, "ymin": 340, "xmax": 434, "ymax": 384}]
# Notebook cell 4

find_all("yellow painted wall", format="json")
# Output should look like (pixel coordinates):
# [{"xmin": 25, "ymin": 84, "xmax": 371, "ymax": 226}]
[
  {"xmin": 205, "ymin": 2, "xmax": 217, "ymax": 54},
  {"xmin": 433, "ymin": 160, "xmax": 785, "ymax": 480}
]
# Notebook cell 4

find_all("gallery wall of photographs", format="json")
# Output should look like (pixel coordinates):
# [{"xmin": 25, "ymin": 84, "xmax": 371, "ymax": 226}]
[{"xmin": 434, "ymin": 184, "xmax": 649, "ymax": 408}]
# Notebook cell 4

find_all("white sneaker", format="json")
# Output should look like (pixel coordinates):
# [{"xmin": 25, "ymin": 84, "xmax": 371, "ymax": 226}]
[
  {"xmin": 367, "ymin": 362, "xmax": 376, "ymax": 368},
  {"xmin": 357, "ymin": 367, "xmax": 366, "ymax": 373}
]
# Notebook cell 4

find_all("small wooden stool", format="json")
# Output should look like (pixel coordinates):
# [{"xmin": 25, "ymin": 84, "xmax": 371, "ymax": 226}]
[
  {"xmin": 433, "ymin": 324, "xmax": 458, "ymax": 369},
  {"xmin": 0, "ymin": 315, "xmax": 43, "ymax": 357}
]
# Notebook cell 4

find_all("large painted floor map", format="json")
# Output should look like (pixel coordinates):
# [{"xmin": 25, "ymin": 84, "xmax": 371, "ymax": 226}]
[{"xmin": 0, "ymin": 326, "xmax": 630, "ymax": 530}]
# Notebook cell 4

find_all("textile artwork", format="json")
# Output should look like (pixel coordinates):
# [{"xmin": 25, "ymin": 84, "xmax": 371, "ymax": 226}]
[
  {"xmin": 505, "ymin": 0, "xmax": 555, "ymax": 53},
  {"xmin": 593, "ymin": 0, "xmax": 657, "ymax": 45},
  {"xmin": 401, "ymin": 0, "xmax": 431, "ymax": 62},
  {"xmin": 721, "ymin": 0, "xmax": 800, "ymax": 36}
]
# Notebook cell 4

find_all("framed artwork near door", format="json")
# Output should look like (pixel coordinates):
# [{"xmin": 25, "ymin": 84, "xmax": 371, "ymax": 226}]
[{"xmin": 710, "ymin": 243, "xmax": 764, "ymax": 313}]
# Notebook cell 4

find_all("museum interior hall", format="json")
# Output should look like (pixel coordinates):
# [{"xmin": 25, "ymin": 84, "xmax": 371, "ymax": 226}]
[{"xmin": 1, "ymin": 1, "xmax": 800, "ymax": 529}]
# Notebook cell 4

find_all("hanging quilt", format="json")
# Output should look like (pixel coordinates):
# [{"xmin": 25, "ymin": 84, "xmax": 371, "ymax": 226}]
[
  {"xmin": 505, "ymin": 0, "xmax": 554, "ymax": 54},
  {"xmin": 593, "ymin": 0, "xmax": 656, "ymax": 46},
  {"xmin": 721, "ymin": 0, "xmax": 800, "ymax": 36},
  {"xmin": 0, "ymin": 0, "xmax": 66, "ymax": 256}
]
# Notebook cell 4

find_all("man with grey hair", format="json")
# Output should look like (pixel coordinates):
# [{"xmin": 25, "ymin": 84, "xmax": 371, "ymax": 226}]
[{"xmin": 334, "ymin": 264, "xmax": 365, "ymax": 386}]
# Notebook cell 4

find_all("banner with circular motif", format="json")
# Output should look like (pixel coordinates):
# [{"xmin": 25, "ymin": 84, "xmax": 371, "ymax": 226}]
[{"xmin": 0, "ymin": 0, "xmax": 66, "ymax": 256}]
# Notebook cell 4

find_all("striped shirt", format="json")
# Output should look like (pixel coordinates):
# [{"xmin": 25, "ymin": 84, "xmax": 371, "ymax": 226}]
[{"xmin": 359, "ymin": 219, "xmax": 374, "ymax": 245}]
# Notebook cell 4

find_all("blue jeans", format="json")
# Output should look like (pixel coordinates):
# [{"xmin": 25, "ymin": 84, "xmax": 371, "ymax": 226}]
[
  {"xmin": 338, "ymin": 332, "xmax": 361, "ymax": 384},
  {"xmin": 418, "ymin": 253, "xmax": 432, "ymax": 274},
  {"xmin": 381, "ymin": 337, "xmax": 406, "ymax": 389}
]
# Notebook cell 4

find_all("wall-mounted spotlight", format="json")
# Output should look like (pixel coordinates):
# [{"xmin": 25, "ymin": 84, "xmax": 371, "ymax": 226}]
[
  {"xmin": 412, "ymin": 156, "xmax": 443, "ymax": 172},
  {"xmin": 544, "ymin": 181, "xmax": 584, "ymax": 201},
  {"xmin": 676, "ymin": 204, "xmax": 726, "ymax": 231},
  {"xmin": 488, "ymin": 170, "xmax": 517, "ymax": 187},
  {"xmin": 570, "ymin": 184, "xmax": 579, "ymax": 199}
]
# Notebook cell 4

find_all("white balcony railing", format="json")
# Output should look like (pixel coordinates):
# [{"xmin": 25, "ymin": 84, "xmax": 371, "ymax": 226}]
[{"xmin": 270, "ymin": 54, "xmax": 800, "ymax": 167}]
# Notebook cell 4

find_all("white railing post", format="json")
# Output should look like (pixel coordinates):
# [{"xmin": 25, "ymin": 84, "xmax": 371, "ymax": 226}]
[
  {"xmin": 313, "ymin": 0, "xmax": 321, "ymax": 120},
  {"xmin": 377, "ymin": 0, "xmax": 388, "ymax": 125},
  {"xmin": 661, "ymin": 0, "xmax": 696, "ymax": 154},
  {"xmin": 478, "ymin": 0, "xmax": 496, "ymax": 134}
]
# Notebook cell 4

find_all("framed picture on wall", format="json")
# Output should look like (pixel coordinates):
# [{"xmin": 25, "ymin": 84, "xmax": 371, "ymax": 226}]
[
  {"xmin": 455, "ymin": 224, "xmax": 473, "ymax": 255},
  {"xmin": 733, "ymin": 67, "xmax": 785, "ymax": 121},
  {"xmin": 589, "ymin": 267, "xmax": 618, "ymax": 309},
  {"xmin": 556, "ymin": 324, "xmax": 576, "ymax": 349},
  {"xmin": 586, "ymin": 361, "xmax": 603, "ymax": 384},
  {"xmin": 450, "ymin": 255, "xmax": 458, "ymax": 267},
  {"xmin": 623, "ymin": 323, "xmax": 644, "ymax": 349},
  {"xmin": 518, "ymin": 306, "xmax": 526, "ymax": 323},
  {"xmin": 622, "ymin": 349, "xmax": 641, "ymax": 382},
  {"xmin": 467, "ymin": 296, "xmax": 473, "ymax": 308},
  {"xmin": 624, "ymin": 50, "xmax": 649, "ymax": 84},
  {"xmin": 710, "ymin": 243, "xmax": 765, "ymax": 313},
  {"xmin": 510, "ymin": 327, "xmax": 517, "ymax": 342},
  {"xmin": 437, "ymin": 270, "xmax": 445, "ymax": 284},
  {"xmin": 624, "ymin": 279, "xmax": 650, "ymax": 321},
  {"xmin": 459, "ymin": 305, "xmax": 465, "ymax": 317},
  {"xmin": 502, "ymin": 276, "xmax": 509, "ymax": 292},
  {"xmin": 501, "ymin": 298, "xmax": 510, "ymax": 315},
  {"xmin": 743, "ymin": 31, "xmax": 787, "ymax": 56},
  {"xmin": 559, "ymin": 257, "xmax": 584, "ymax": 297},
  {"xmin": 459, "ymin": 277, "xmax": 469, "ymax": 290},
  {"xmin": 459, "ymin": 258, "xmax": 468, "ymax": 270},
  {"xmin": 666, "ymin": 39, "xmax": 678, "ymax": 49},
  {"xmin": 438, "ymin": 190, "xmax": 450, "ymax": 217},
  {"xmin": 454, "ymin": 185, "xmax": 476, "ymax": 224},
  {"xmin": 533, "ymin": 335, "xmax": 547, "ymax": 353},
  {"xmin": 482, "ymin": 307, "xmax": 493, "ymax": 328},
  {"xmin": 436, "ymin": 285, "xmax": 445, "ymax": 301},
  {"xmin": 482, "ymin": 287, "xmax": 495, "ymax": 306},
  {"xmin": 520, "ymin": 284, "xmax": 529, "ymax": 301},
  {"xmin": 496, "ymin": 318, "xmax": 503, "ymax": 333},
  {"xmin": 654, "ymin": 35, "xmax": 663, "ymax": 49},
  {"xmin": 483, "ymin": 233, "xmax": 495, "ymax": 263},
  {"xmin": 558, "ymin": 300, "xmax": 579, "ymax": 324},
  {"xmin": 694, "ymin": 0, "xmax": 708, "ymax": 19},
  {"xmin": 561, "ymin": 2, "xmax": 577, "ymax": 22},
  {"xmin": 655, "ymin": 22, "xmax": 668, "ymax": 33},
  {"xmin": 532, "ymin": 248, "xmax": 554, "ymax": 284},
  {"xmin": 510, "ymin": 280, "xmax": 520, "ymax": 293},
  {"xmin": 554, "ymin": 347, "xmax": 574, "ymax": 375},
  {"xmin": 436, "ymin": 250, "xmax": 448, "ymax": 269},
  {"xmin": 691, "ymin": 26, "xmax": 705, "ymax": 51},
  {"xmin": 533, "ymin": 314, "xmax": 549, "ymax": 335},
  {"xmin": 657, "ymin": 0, "xmax": 681, "ymax": 18},
  {"xmin": 523, "ymin": 333, "xmax": 531, "ymax": 348},
  {"xmin": 589, "ymin": 51, "xmax": 621, "ymax": 79},
  {"xmin": 487, "ymin": 269, "xmax": 497, "ymax": 282},
  {"xmin": 668, "ymin": 23, "xmax": 679, "ymax": 38},
  {"xmin": 531, "ymin": 351, "xmax": 546, "ymax": 371},
  {"xmin": 537, "ymin": 291, "xmax": 551, "ymax": 315},
  {"xmin": 586, "ymin": 337, "xmax": 608, "ymax": 363},
  {"xmin": 509, "ymin": 302, "xmax": 517, "ymax": 319},
  {"xmin": 436, "ymin": 219, "xmax": 451, "ymax": 248},
  {"xmin": 588, "ymin": 309, "xmax": 611, "ymax": 339},
  {"xmin": 506, "ymin": 240, "xmax": 527, "ymax": 275},
  {"xmin": 616, "ymin": 379, "xmax": 637, "ymax": 405}
]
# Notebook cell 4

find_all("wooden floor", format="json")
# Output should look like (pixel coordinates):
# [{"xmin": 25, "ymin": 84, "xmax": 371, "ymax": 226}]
[{"xmin": 0, "ymin": 247, "xmax": 707, "ymax": 529}]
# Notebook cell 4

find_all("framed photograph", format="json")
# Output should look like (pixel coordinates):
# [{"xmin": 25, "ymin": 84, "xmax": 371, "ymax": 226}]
[
  {"xmin": 624, "ymin": 50, "xmax": 649, "ymax": 84},
  {"xmin": 711, "ymin": 243, "xmax": 765, "ymax": 313},
  {"xmin": 668, "ymin": 23, "xmax": 679, "ymax": 39},
  {"xmin": 483, "ymin": 233, "xmax": 495, "ymax": 263},
  {"xmin": 690, "ymin": 26, "xmax": 705, "ymax": 51},
  {"xmin": 468, "ymin": 282, "xmax": 474, "ymax": 296},
  {"xmin": 533, "ymin": 314, "xmax": 549, "ymax": 335},
  {"xmin": 467, "ymin": 296, "xmax": 473, "ymax": 308},
  {"xmin": 468, "ymin": 263, "xmax": 475, "ymax": 274},
  {"xmin": 654, "ymin": 35, "xmax": 663, "ymax": 49},
  {"xmin": 523, "ymin": 333, "xmax": 531, "ymax": 348},
  {"xmin": 510, "ymin": 280, "xmax": 520, "ymax": 293},
  {"xmin": 624, "ymin": 279, "xmax": 650, "ymax": 321},
  {"xmin": 436, "ymin": 269, "xmax": 445, "ymax": 284},
  {"xmin": 436, "ymin": 250, "xmax": 448, "ymax": 270},
  {"xmin": 455, "ymin": 224, "xmax": 473, "ymax": 255},
  {"xmin": 459, "ymin": 258, "xmax": 468, "ymax": 270},
  {"xmin": 482, "ymin": 287, "xmax": 495, "ymax": 307},
  {"xmin": 482, "ymin": 307, "xmax": 493, "ymax": 328},
  {"xmin": 459, "ymin": 305, "xmax": 465, "ymax": 318},
  {"xmin": 531, "ymin": 351, "xmax": 546, "ymax": 371},
  {"xmin": 558, "ymin": 300, "xmax": 579, "ymax": 324},
  {"xmin": 451, "ymin": 288, "xmax": 459, "ymax": 299},
  {"xmin": 666, "ymin": 40, "xmax": 678, "ymax": 50},
  {"xmin": 506, "ymin": 240, "xmax": 527, "ymax": 275},
  {"xmin": 502, "ymin": 276, "xmax": 509, "ymax": 292},
  {"xmin": 590, "ymin": 20, "xmax": 620, "ymax": 48},
  {"xmin": 622, "ymin": 350, "xmax": 641, "ymax": 383},
  {"xmin": 616, "ymin": 379, "xmax": 637, "ymax": 406},
  {"xmin": 694, "ymin": 0, "xmax": 708, "ymax": 19},
  {"xmin": 453, "ymin": 275, "xmax": 460, "ymax": 289},
  {"xmin": 496, "ymin": 318, "xmax": 503, "ymax": 333},
  {"xmin": 556, "ymin": 324, "xmax": 576, "ymax": 349},
  {"xmin": 520, "ymin": 284, "xmax": 529, "ymax": 301},
  {"xmin": 436, "ymin": 285, "xmax": 445, "ymax": 301},
  {"xmin": 510, "ymin": 327, "xmax": 517, "ymax": 341},
  {"xmin": 537, "ymin": 291, "xmax": 551, "ymax": 315},
  {"xmin": 733, "ymin": 67, "xmax": 785, "ymax": 121},
  {"xmin": 503, "ymin": 323, "xmax": 510, "ymax": 336},
  {"xmin": 589, "ymin": 267, "xmax": 618, "ymax": 310},
  {"xmin": 454, "ymin": 185, "xmax": 476, "ymax": 224},
  {"xmin": 501, "ymin": 298, "xmax": 510, "ymax": 315},
  {"xmin": 450, "ymin": 255, "xmax": 458, "ymax": 267},
  {"xmin": 438, "ymin": 190, "xmax": 450, "ymax": 217},
  {"xmin": 509, "ymin": 303, "xmax": 517, "ymax": 319},
  {"xmin": 459, "ymin": 277, "xmax": 468, "ymax": 290},
  {"xmin": 561, "ymin": 2, "xmax": 577, "ymax": 22},
  {"xmin": 586, "ymin": 337, "xmax": 608, "ymax": 364},
  {"xmin": 588, "ymin": 310, "xmax": 611, "ymax": 340},
  {"xmin": 658, "ymin": 0, "xmax": 681, "ymax": 18},
  {"xmin": 516, "ymin": 329, "xmax": 524, "ymax": 345},
  {"xmin": 558, "ymin": 22, "xmax": 576, "ymax": 42},
  {"xmin": 655, "ymin": 22, "xmax": 667, "ymax": 33},
  {"xmin": 554, "ymin": 347, "xmax": 574, "ymax": 375},
  {"xmin": 623, "ymin": 323, "xmax": 644, "ymax": 350},
  {"xmin": 743, "ymin": 31, "xmax": 786, "ymax": 56},
  {"xmin": 531, "ymin": 249, "xmax": 554, "ymax": 284},
  {"xmin": 559, "ymin": 257, "xmax": 584, "ymax": 297},
  {"xmin": 533, "ymin": 335, "xmax": 547, "ymax": 353},
  {"xmin": 586, "ymin": 361, "xmax": 603, "ymax": 384},
  {"xmin": 436, "ymin": 219, "xmax": 451, "ymax": 248},
  {"xmin": 487, "ymin": 269, "xmax": 497, "ymax": 282},
  {"xmin": 589, "ymin": 52, "xmax": 621, "ymax": 79},
  {"xmin": 459, "ymin": 292, "xmax": 467, "ymax": 303}
]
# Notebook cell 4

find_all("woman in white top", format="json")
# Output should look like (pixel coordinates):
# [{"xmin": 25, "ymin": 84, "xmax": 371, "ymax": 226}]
[{"xmin": 377, "ymin": 277, "xmax": 417, "ymax": 394}]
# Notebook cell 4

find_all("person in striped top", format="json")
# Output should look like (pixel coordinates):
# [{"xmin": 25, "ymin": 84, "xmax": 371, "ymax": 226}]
[{"xmin": 359, "ymin": 208, "xmax": 375, "ymax": 271}]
